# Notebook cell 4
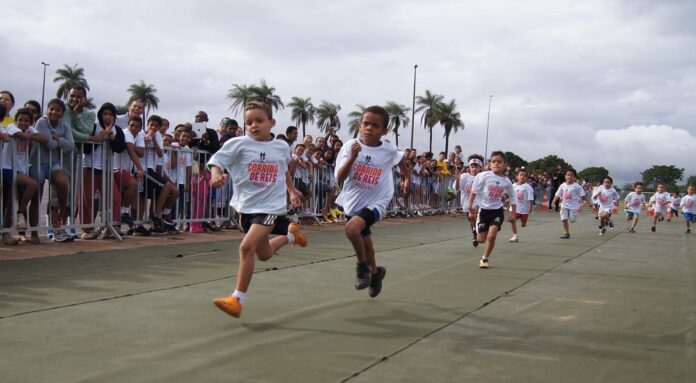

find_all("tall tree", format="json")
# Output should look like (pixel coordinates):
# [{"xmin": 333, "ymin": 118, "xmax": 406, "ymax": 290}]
[
  {"xmin": 315, "ymin": 101, "xmax": 341, "ymax": 133},
  {"xmin": 226, "ymin": 83, "xmax": 257, "ymax": 118},
  {"xmin": 253, "ymin": 79, "xmax": 284, "ymax": 113},
  {"xmin": 288, "ymin": 97, "xmax": 315, "ymax": 138},
  {"xmin": 577, "ymin": 167, "xmax": 609, "ymax": 184},
  {"xmin": 347, "ymin": 104, "xmax": 366, "ymax": 139},
  {"xmin": 641, "ymin": 165, "xmax": 684, "ymax": 189},
  {"xmin": 53, "ymin": 63, "xmax": 90, "ymax": 100},
  {"xmin": 504, "ymin": 151, "xmax": 528, "ymax": 171},
  {"xmin": 434, "ymin": 99, "xmax": 463, "ymax": 155},
  {"xmin": 527, "ymin": 155, "xmax": 573, "ymax": 175},
  {"xmin": 687, "ymin": 175, "xmax": 696, "ymax": 188},
  {"xmin": 127, "ymin": 80, "xmax": 159, "ymax": 120},
  {"xmin": 384, "ymin": 101, "xmax": 410, "ymax": 148},
  {"xmin": 415, "ymin": 90, "xmax": 444, "ymax": 153}
]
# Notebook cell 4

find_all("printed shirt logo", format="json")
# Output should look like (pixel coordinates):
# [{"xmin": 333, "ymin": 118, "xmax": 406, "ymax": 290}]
[
  {"xmin": 516, "ymin": 191, "xmax": 525, "ymax": 201},
  {"xmin": 563, "ymin": 192, "xmax": 574, "ymax": 201},
  {"xmin": 487, "ymin": 184, "xmax": 504, "ymax": 200},
  {"xmin": 352, "ymin": 156, "xmax": 382, "ymax": 189},
  {"xmin": 684, "ymin": 199, "xmax": 695, "ymax": 208},
  {"xmin": 248, "ymin": 153, "xmax": 279, "ymax": 188},
  {"xmin": 656, "ymin": 196, "xmax": 667, "ymax": 207},
  {"xmin": 630, "ymin": 198, "xmax": 641, "ymax": 207}
]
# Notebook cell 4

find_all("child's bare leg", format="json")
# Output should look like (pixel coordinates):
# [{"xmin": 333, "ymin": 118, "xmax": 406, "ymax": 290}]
[
  {"xmin": 483, "ymin": 226, "xmax": 500, "ymax": 258},
  {"xmin": 345, "ymin": 216, "xmax": 368, "ymax": 263},
  {"xmin": 510, "ymin": 218, "xmax": 518, "ymax": 235},
  {"xmin": 363, "ymin": 234, "xmax": 376, "ymax": 272},
  {"xmin": 17, "ymin": 174, "xmax": 38, "ymax": 212},
  {"xmin": 236, "ymin": 224, "xmax": 274, "ymax": 293},
  {"xmin": 562, "ymin": 219, "xmax": 570, "ymax": 234}
]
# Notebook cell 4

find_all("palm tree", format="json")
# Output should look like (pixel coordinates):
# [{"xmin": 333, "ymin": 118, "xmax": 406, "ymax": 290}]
[
  {"xmin": 315, "ymin": 101, "xmax": 341, "ymax": 133},
  {"xmin": 415, "ymin": 90, "xmax": 444, "ymax": 153},
  {"xmin": 127, "ymin": 80, "xmax": 159, "ymax": 120},
  {"xmin": 53, "ymin": 63, "xmax": 90, "ymax": 100},
  {"xmin": 347, "ymin": 104, "xmax": 366, "ymax": 139},
  {"xmin": 252, "ymin": 79, "xmax": 284, "ymax": 113},
  {"xmin": 287, "ymin": 97, "xmax": 315, "ymax": 137},
  {"xmin": 384, "ymin": 101, "xmax": 410, "ymax": 148},
  {"xmin": 434, "ymin": 99, "xmax": 464, "ymax": 155},
  {"xmin": 226, "ymin": 83, "xmax": 257, "ymax": 118}
]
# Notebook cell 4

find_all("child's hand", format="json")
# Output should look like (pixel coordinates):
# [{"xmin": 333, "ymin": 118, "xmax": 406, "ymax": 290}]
[
  {"xmin": 210, "ymin": 173, "xmax": 228, "ymax": 188},
  {"xmin": 401, "ymin": 178, "xmax": 411, "ymax": 194},
  {"xmin": 349, "ymin": 141, "xmax": 361, "ymax": 159},
  {"xmin": 289, "ymin": 190, "xmax": 302, "ymax": 208}
]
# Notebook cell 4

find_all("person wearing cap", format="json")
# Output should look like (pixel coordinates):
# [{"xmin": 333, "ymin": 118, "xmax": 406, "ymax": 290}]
[{"xmin": 218, "ymin": 117, "xmax": 238, "ymax": 146}]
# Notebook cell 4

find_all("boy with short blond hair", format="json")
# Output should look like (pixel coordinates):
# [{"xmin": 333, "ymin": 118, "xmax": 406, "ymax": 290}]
[{"xmin": 624, "ymin": 181, "xmax": 645, "ymax": 233}]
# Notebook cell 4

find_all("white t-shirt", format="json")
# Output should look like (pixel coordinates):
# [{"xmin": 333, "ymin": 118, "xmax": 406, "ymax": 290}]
[
  {"xmin": 681, "ymin": 194, "xmax": 696, "ymax": 214},
  {"xmin": 471, "ymin": 171, "xmax": 516, "ymax": 210},
  {"xmin": 174, "ymin": 143, "xmax": 192, "ymax": 185},
  {"xmin": 649, "ymin": 192, "xmax": 671, "ymax": 213},
  {"xmin": 83, "ymin": 122, "xmax": 117, "ymax": 170},
  {"xmin": 412, "ymin": 163, "xmax": 422, "ymax": 185},
  {"xmin": 513, "ymin": 182, "xmax": 534, "ymax": 214},
  {"xmin": 555, "ymin": 182, "xmax": 586, "ymax": 210},
  {"xmin": 113, "ymin": 129, "xmax": 144, "ymax": 171},
  {"xmin": 143, "ymin": 131, "xmax": 163, "ymax": 171},
  {"xmin": 207, "ymin": 136, "xmax": 292, "ymax": 215},
  {"xmin": 669, "ymin": 196, "xmax": 681, "ymax": 210},
  {"xmin": 624, "ymin": 192, "xmax": 645, "ymax": 213},
  {"xmin": 592, "ymin": 186, "xmax": 621, "ymax": 209},
  {"xmin": 334, "ymin": 138, "xmax": 403, "ymax": 217},
  {"xmin": 1, "ymin": 124, "xmax": 37, "ymax": 174},
  {"xmin": 458, "ymin": 172, "xmax": 477, "ymax": 208}
]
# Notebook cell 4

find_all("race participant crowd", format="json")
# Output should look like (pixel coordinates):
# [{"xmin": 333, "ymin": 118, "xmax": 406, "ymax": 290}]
[{"xmin": 1, "ymin": 87, "xmax": 694, "ymax": 250}]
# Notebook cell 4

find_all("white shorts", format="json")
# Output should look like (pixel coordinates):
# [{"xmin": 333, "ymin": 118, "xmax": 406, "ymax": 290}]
[
  {"xmin": 560, "ymin": 208, "xmax": 578, "ymax": 223},
  {"xmin": 598, "ymin": 206, "xmax": 614, "ymax": 215}
]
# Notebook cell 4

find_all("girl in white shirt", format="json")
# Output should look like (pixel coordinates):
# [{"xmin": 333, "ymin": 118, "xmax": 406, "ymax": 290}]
[{"xmin": 552, "ymin": 169, "xmax": 593, "ymax": 239}]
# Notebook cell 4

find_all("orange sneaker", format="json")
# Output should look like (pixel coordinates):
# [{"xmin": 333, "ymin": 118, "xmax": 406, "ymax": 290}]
[
  {"xmin": 213, "ymin": 295, "xmax": 242, "ymax": 318},
  {"xmin": 289, "ymin": 223, "xmax": 307, "ymax": 247}
]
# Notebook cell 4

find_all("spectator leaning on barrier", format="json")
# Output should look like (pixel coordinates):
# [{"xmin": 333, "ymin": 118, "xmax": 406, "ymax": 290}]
[{"xmin": 1, "ymin": 90, "xmax": 16, "ymax": 127}]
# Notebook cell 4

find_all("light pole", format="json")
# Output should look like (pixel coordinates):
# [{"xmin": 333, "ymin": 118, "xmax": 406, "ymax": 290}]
[
  {"xmin": 41, "ymin": 61, "xmax": 50, "ymax": 113},
  {"xmin": 410, "ymin": 64, "xmax": 418, "ymax": 150},
  {"xmin": 484, "ymin": 94, "xmax": 493, "ymax": 158}
]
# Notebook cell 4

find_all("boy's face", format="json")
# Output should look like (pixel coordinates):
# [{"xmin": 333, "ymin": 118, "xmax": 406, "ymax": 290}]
[
  {"xmin": 101, "ymin": 109, "xmax": 115, "ymax": 127},
  {"xmin": 489, "ymin": 155, "xmax": 506, "ymax": 174},
  {"xmin": 0, "ymin": 93, "xmax": 13, "ymax": 111},
  {"xmin": 657, "ymin": 184, "xmax": 665, "ymax": 193},
  {"xmin": 180, "ymin": 132, "xmax": 191, "ymax": 146},
  {"xmin": 16, "ymin": 114, "xmax": 32, "ymax": 129},
  {"xmin": 24, "ymin": 104, "xmax": 41, "ymax": 122},
  {"xmin": 244, "ymin": 107, "xmax": 275, "ymax": 141},
  {"xmin": 294, "ymin": 146, "xmax": 305, "ymax": 156},
  {"xmin": 316, "ymin": 137, "xmax": 325, "ymax": 147},
  {"xmin": 323, "ymin": 150, "xmax": 334, "ymax": 160},
  {"xmin": 517, "ymin": 172, "xmax": 528, "ymax": 183},
  {"xmin": 688, "ymin": 186, "xmax": 695, "ymax": 195},
  {"xmin": 47, "ymin": 104, "xmax": 64, "ymax": 123},
  {"xmin": 469, "ymin": 163, "xmax": 481, "ymax": 175},
  {"xmin": 306, "ymin": 146, "xmax": 316, "ymax": 156},
  {"xmin": 67, "ymin": 88, "xmax": 86, "ymax": 109},
  {"xmin": 455, "ymin": 146, "xmax": 461, "ymax": 153},
  {"xmin": 128, "ymin": 120, "xmax": 142, "ymax": 135},
  {"xmin": 565, "ymin": 171, "xmax": 576, "ymax": 183},
  {"xmin": 163, "ymin": 136, "xmax": 172, "ymax": 146},
  {"xmin": 439, "ymin": 153, "xmax": 446, "ymax": 160},
  {"xmin": 603, "ymin": 179, "xmax": 612, "ymax": 188},
  {"xmin": 147, "ymin": 121, "xmax": 160, "ymax": 132},
  {"xmin": 303, "ymin": 135, "xmax": 313, "ymax": 145},
  {"xmin": 635, "ymin": 184, "xmax": 643, "ymax": 194},
  {"xmin": 128, "ymin": 101, "xmax": 144, "ymax": 117},
  {"xmin": 359, "ymin": 111, "xmax": 388, "ymax": 145},
  {"xmin": 159, "ymin": 121, "xmax": 169, "ymax": 134}
]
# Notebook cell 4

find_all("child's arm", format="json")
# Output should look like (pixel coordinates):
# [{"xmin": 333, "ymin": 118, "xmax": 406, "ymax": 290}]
[
  {"xmin": 127, "ymin": 143, "xmax": 145, "ymax": 181},
  {"xmin": 285, "ymin": 170, "xmax": 301, "ymax": 207},
  {"xmin": 335, "ymin": 141, "xmax": 360, "ymax": 184},
  {"xmin": 185, "ymin": 166, "xmax": 192, "ymax": 193},
  {"xmin": 209, "ymin": 165, "xmax": 228, "ymax": 188}
]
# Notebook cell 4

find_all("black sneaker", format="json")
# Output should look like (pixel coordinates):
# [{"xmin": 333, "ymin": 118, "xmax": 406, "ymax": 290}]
[
  {"xmin": 687, "ymin": 228, "xmax": 691, "ymax": 234},
  {"xmin": 120, "ymin": 212, "xmax": 134, "ymax": 226},
  {"xmin": 134, "ymin": 225, "xmax": 151, "ymax": 237},
  {"xmin": 608, "ymin": 219, "xmax": 614, "ymax": 229},
  {"xmin": 149, "ymin": 215, "xmax": 167, "ymax": 234},
  {"xmin": 355, "ymin": 262, "xmax": 371, "ymax": 290},
  {"xmin": 368, "ymin": 266, "xmax": 386, "ymax": 298},
  {"xmin": 651, "ymin": 226, "xmax": 656, "ymax": 232},
  {"xmin": 472, "ymin": 231, "xmax": 479, "ymax": 247},
  {"xmin": 162, "ymin": 215, "xmax": 175, "ymax": 227}
]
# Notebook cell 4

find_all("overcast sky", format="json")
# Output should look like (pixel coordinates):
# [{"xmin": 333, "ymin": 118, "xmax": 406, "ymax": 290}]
[{"xmin": 2, "ymin": 0, "xmax": 695, "ymax": 185}]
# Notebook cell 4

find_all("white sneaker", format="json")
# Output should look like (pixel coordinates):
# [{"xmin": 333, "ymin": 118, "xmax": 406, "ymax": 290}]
[
  {"xmin": 16, "ymin": 213, "xmax": 27, "ymax": 230},
  {"xmin": 509, "ymin": 235, "xmax": 518, "ymax": 242}
]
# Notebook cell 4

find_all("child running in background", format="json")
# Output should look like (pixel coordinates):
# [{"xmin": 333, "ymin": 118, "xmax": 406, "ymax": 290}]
[
  {"xmin": 207, "ymin": 101, "xmax": 306, "ymax": 319},
  {"xmin": 592, "ymin": 176, "xmax": 620, "ymax": 236},
  {"xmin": 335, "ymin": 105, "xmax": 411, "ymax": 297},
  {"xmin": 455, "ymin": 154, "xmax": 484, "ymax": 247},
  {"xmin": 552, "ymin": 169, "xmax": 593, "ymax": 239},
  {"xmin": 648, "ymin": 182, "xmax": 671, "ymax": 232},
  {"xmin": 468, "ymin": 151, "xmax": 516, "ymax": 268},
  {"xmin": 624, "ymin": 181, "xmax": 645, "ymax": 233},
  {"xmin": 681, "ymin": 185, "xmax": 696, "ymax": 233},
  {"xmin": 509, "ymin": 168, "xmax": 534, "ymax": 242},
  {"xmin": 667, "ymin": 192, "xmax": 681, "ymax": 222}
]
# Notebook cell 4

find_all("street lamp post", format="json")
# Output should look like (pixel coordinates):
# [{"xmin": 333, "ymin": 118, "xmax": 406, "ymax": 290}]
[
  {"xmin": 410, "ymin": 64, "xmax": 418, "ymax": 150},
  {"xmin": 484, "ymin": 94, "xmax": 493, "ymax": 159},
  {"xmin": 41, "ymin": 61, "xmax": 50, "ymax": 113}
]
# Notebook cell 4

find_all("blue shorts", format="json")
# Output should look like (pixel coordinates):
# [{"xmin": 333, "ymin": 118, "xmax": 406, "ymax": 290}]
[
  {"xmin": 345, "ymin": 207, "xmax": 381, "ymax": 236},
  {"xmin": 626, "ymin": 211, "xmax": 640, "ymax": 220},
  {"xmin": 685, "ymin": 212, "xmax": 696, "ymax": 223}
]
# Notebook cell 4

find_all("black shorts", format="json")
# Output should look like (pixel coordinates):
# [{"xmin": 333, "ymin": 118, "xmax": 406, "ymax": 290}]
[
  {"xmin": 345, "ymin": 207, "xmax": 380, "ymax": 236},
  {"xmin": 476, "ymin": 208, "xmax": 505, "ymax": 234},
  {"xmin": 144, "ymin": 168, "xmax": 165, "ymax": 197},
  {"xmin": 240, "ymin": 213, "xmax": 290, "ymax": 235}
]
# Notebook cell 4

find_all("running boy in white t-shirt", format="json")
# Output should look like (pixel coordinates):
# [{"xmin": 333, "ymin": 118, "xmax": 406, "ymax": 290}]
[
  {"xmin": 509, "ymin": 168, "xmax": 534, "ymax": 242},
  {"xmin": 592, "ymin": 176, "xmax": 621, "ymax": 235},
  {"xmin": 624, "ymin": 181, "xmax": 645, "ymax": 233},
  {"xmin": 648, "ymin": 182, "xmax": 671, "ymax": 232},
  {"xmin": 681, "ymin": 185, "xmax": 696, "ymax": 233},
  {"xmin": 335, "ymin": 105, "xmax": 411, "ymax": 297},
  {"xmin": 207, "ymin": 101, "xmax": 306, "ymax": 319},
  {"xmin": 455, "ymin": 154, "xmax": 484, "ymax": 247},
  {"xmin": 667, "ymin": 192, "xmax": 681, "ymax": 222},
  {"xmin": 552, "ymin": 169, "xmax": 593, "ymax": 239},
  {"xmin": 468, "ymin": 151, "xmax": 517, "ymax": 268}
]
